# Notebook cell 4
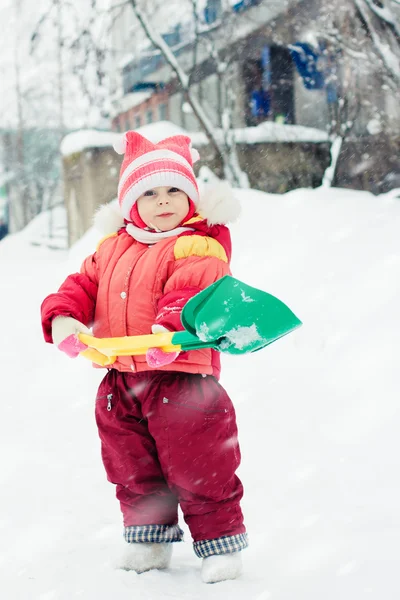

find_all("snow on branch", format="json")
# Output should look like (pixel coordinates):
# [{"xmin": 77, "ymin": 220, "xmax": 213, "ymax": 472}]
[
  {"xmin": 363, "ymin": 0, "xmax": 400, "ymax": 37},
  {"xmin": 128, "ymin": 1, "xmax": 222, "ymax": 148},
  {"xmin": 354, "ymin": 0, "xmax": 400, "ymax": 83}
]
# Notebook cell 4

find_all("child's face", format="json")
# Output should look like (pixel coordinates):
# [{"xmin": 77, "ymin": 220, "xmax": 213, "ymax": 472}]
[{"xmin": 137, "ymin": 186, "xmax": 190, "ymax": 231}]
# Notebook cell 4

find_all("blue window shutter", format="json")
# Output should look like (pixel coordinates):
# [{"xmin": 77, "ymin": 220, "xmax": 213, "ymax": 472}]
[{"xmin": 289, "ymin": 42, "xmax": 325, "ymax": 90}]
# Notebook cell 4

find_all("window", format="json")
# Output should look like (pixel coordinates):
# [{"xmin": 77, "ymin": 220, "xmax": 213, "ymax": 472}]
[
  {"xmin": 232, "ymin": 0, "xmax": 261, "ymax": 13},
  {"xmin": 204, "ymin": 0, "xmax": 222, "ymax": 24},
  {"xmin": 161, "ymin": 25, "xmax": 181, "ymax": 47},
  {"xmin": 122, "ymin": 60, "xmax": 142, "ymax": 95},
  {"xmin": 135, "ymin": 115, "xmax": 142, "ymax": 129},
  {"xmin": 158, "ymin": 103, "xmax": 167, "ymax": 121},
  {"xmin": 243, "ymin": 46, "xmax": 294, "ymax": 126},
  {"xmin": 146, "ymin": 110, "xmax": 153, "ymax": 124}
]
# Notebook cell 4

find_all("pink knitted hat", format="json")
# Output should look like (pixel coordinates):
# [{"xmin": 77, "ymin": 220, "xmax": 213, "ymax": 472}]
[{"xmin": 113, "ymin": 131, "xmax": 200, "ymax": 223}]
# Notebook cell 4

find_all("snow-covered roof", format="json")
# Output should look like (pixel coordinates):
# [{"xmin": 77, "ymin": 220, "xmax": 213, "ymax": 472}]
[
  {"xmin": 60, "ymin": 120, "xmax": 329, "ymax": 157},
  {"xmin": 60, "ymin": 130, "xmax": 123, "ymax": 157},
  {"xmin": 110, "ymin": 92, "xmax": 153, "ymax": 119},
  {"xmin": 233, "ymin": 121, "xmax": 329, "ymax": 144},
  {"xmin": 136, "ymin": 120, "xmax": 201, "ymax": 142},
  {"xmin": 192, "ymin": 122, "xmax": 329, "ymax": 146},
  {"xmin": 60, "ymin": 121, "xmax": 203, "ymax": 157}
]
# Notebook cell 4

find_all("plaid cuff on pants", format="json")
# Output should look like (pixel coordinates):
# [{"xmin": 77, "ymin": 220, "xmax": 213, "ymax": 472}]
[
  {"xmin": 193, "ymin": 533, "xmax": 249, "ymax": 558},
  {"xmin": 124, "ymin": 524, "xmax": 184, "ymax": 544}
]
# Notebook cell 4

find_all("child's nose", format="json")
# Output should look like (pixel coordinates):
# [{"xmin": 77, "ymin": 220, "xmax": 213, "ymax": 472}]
[{"xmin": 157, "ymin": 193, "xmax": 169, "ymax": 204}]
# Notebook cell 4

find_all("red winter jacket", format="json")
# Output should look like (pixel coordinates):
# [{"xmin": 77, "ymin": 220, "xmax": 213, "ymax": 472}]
[{"xmin": 41, "ymin": 215, "xmax": 232, "ymax": 379}]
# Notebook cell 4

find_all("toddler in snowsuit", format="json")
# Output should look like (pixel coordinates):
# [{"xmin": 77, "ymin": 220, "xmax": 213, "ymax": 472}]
[{"xmin": 41, "ymin": 132, "xmax": 248, "ymax": 583}]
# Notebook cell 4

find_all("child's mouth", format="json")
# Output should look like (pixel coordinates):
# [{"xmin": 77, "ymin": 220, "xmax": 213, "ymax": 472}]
[{"xmin": 157, "ymin": 213, "xmax": 173, "ymax": 217}]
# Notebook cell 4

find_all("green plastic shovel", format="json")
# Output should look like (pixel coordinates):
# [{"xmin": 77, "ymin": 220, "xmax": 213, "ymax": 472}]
[
  {"xmin": 79, "ymin": 276, "xmax": 302, "ymax": 365},
  {"xmin": 179, "ymin": 275, "xmax": 302, "ymax": 353}
]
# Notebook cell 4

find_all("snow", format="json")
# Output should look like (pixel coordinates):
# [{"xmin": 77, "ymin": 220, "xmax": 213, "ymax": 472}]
[
  {"xmin": 0, "ymin": 170, "xmax": 15, "ymax": 187},
  {"xmin": 61, "ymin": 120, "xmax": 329, "ymax": 158},
  {"xmin": 61, "ymin": 122, "xmax": 201, "ymax": 157},
  {"xmin": 109, "ymin": 91, "xmax": 152, "ymax": 118},
  {"xmin": 1, "ymin": 184, "xmax": 400, "ymax": 599},
  {"xmin": 136, "ymin": 120, "xmax": 199, "ymax": 143},
  {"xmin": 197, "ymin": 322, "xmax": 211, "ymax": 341},
  {"xmin": 321, "ymin": 136, "xmax": 343, "ymax": 188},
  {"xmin": 224, "ymin": 324, "xmax": 262, "ymax": 350},
  {"xmin": 367, "ymin": 118, "xmax": 383, "ymax": 135},
  {"xmin": 60, "ymin": 130, "xmax": 123, "ymax": 157},
  {"xmin": 235, "ymin": 121, "xmax": 328, "ymax": 144}
]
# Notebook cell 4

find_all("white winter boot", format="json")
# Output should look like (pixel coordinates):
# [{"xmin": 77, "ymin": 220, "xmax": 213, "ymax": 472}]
[
  {"xmin": 121, "ymin": 542, "xmax": 173, "ymax": 573},
  {"xmin": 201, "ymin": 552, "xmax": 242, "ymax": 583}
]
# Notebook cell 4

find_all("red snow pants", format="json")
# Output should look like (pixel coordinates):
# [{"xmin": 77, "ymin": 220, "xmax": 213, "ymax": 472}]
[{"xmin": 95, "ymin": 370, "xmax": 246, "ymax": 542}]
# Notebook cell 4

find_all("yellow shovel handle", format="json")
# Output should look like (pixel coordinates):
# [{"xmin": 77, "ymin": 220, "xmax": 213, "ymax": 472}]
[
  {"xmin": 80, "ymin": 347, "xmax": 117, "ymax": 366},
  {"xmin": 78, "ymin": 332, "xmax": 182, "ymax": 366}
]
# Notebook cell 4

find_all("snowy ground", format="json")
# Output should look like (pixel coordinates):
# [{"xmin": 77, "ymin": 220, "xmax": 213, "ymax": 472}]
[{"xmin": 1, "ymin": 185, "xmax": 400, "ymax": 599}]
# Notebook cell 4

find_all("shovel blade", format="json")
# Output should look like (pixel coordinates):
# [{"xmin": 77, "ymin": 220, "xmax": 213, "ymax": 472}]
[{"xmin": 181, "ymin": 276, "xmax": 302, "ymax": 355}]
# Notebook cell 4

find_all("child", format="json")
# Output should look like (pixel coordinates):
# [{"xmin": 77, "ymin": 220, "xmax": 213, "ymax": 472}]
[{"xmin": 41, "ymin": 132, "xmax": 248, "ymax": 583}]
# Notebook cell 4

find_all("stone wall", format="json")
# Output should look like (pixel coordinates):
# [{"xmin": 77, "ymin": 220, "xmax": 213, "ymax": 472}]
[
  {"xmin": 63, "ymin": 147, "xmax": 122, "ymax": 246},
  {"xmin": 333, "ymin": 136, "xmax": 400, "ymax": 194},
  {"xmin": 196, "ymin": 142, "xmax": 331, "ymax": 193}
]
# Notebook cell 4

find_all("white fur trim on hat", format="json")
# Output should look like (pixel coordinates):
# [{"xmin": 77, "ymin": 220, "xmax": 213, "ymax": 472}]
[{"xmin": 113, "ymin": 133, "xmax": 128, "ymax": 155}]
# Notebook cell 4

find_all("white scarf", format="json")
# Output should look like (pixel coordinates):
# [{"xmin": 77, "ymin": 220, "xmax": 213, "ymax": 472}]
[{"xmin": 126, "ymin": 223, "xmax": 195, "ymax": 245}]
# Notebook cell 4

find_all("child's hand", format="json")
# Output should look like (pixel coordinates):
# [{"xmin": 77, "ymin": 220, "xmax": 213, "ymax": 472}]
[
  {"xmin": 146, "ymin": 348, "xmax": 179, "ymax": 368},
  {"xmin": 146, "ymin": 324, "xmax": 179, "ymax": 367},
  {"xmin": 52, "ymin": 316, "xmax": 91, "ymax": 358}
]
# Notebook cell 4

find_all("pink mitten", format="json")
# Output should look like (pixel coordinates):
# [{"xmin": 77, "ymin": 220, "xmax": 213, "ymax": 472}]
[
  {"xmin": 52, "ymin": 316, "xmax": 91, "ymax": 358},
  {"xmin": 57, "ymin": 334, "xmax": 88, "ymax": 358},
  {"xmin": 146, "ymin": 348, "xmax": 179, "ymax": 368}
]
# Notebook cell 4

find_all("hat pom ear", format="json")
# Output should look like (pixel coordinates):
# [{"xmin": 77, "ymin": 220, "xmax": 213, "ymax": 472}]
[
  {"xmin": 113, "ymin": 133, "xmax": 127, "ymax": 155},
  {"xmin": 190, "ymin": 147, "xmax": 200, "ymax": 163}
]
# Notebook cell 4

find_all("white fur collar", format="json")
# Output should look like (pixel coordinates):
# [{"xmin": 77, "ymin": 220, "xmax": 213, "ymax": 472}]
[{"xmin": 93, "ymin": 179, "xmax": 241, "ymax": 236}]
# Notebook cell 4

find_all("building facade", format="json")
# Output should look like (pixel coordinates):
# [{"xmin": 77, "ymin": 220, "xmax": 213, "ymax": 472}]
[{"xmin": 108, "ymin": 0, "xmax": 399, "ymax": 137}]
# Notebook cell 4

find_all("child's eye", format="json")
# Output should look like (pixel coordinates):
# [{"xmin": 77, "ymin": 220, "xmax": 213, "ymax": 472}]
[
  {"xmin": 168, "ymin": 187, "xmax": 180, "ymax": 193},
  {"xmin": 143, "ymin": 190, "xmax": 155, "ymax": 197}
]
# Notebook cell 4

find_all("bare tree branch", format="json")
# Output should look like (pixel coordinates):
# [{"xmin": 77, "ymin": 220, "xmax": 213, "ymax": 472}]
[
  {"xmin": 30, "ymin": 1, "xmax": 55, "ymax": 53},
  {"xmin": 128, "ymin": 2, "xmax": 225, "ymax": 166},
  {"xmin": 189, "ymin": 0, "xmax": 201, "ymax": 75},
  {"xmin": 128, "ymin": 0, "xmax": 248, "ymax": 185}
]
